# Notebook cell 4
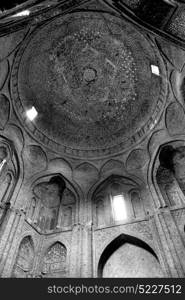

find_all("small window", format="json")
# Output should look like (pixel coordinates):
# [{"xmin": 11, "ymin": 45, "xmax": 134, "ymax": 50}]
[
  {"xmin": 112, "ymin": 195, "xmax": 127, "ymax": 222},
  {"xmin": 151, "ymin": 65, "xmax": 160, "ymax": 76},
  {"xmin": 13, "ymin": 10, "xmax": 30, "ymax": 17},
  {"xmin": 0, "ymin": 158, "xmax": 6, "ymax": 172},
  {"xmin": 26, "ymin": 106, "xmax": 38, "ymax": 121}
]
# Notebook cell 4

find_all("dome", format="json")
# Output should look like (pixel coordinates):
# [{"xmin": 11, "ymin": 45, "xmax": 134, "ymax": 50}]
[{"xmin": 11, "ymin": 11, "xmax": 167, "ymax": 158}]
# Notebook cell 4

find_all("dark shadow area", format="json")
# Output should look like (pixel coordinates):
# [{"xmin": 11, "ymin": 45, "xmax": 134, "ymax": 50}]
[{"xmin": 0, "ymin": 1, "xmax": 27, "ymax": 11}]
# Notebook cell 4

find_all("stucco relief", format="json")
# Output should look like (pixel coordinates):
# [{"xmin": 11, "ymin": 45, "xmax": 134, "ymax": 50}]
[
  {"xmin": 73, "ymin": 162, "xmax": 99, "ymax": 192},
  {"xmin": 48, "ymin": 158, "xmax": 72, "ymax": 179},
  {"xmin": 100, "ymin": 159, "xmax": 125, "ymax": 178},
  {"xmin": 23, "ymin": 145, "xmax": 48, "ymax": 178},
  {"xmin": 12, "ymin": 236, "xmax": 34, "ymax": 278},
  {"xmin": 42, "ymin": 242, "xmax": 67, "ymax": 278},
  {"xmin": 126, "ymin": 148, "xmax": 149, "ymax": 171}
]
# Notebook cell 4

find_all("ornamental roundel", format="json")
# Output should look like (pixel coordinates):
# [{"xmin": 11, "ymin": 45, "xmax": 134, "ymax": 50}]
[{"xmin": 11, "ymin": 11, "xmax": 167, "ymax": 158}]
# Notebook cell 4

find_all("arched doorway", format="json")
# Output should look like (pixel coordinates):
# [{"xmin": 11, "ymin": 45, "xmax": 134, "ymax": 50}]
[{"xmin": 98, "ymin": 234, "xmax": 164, "ymax": 278}]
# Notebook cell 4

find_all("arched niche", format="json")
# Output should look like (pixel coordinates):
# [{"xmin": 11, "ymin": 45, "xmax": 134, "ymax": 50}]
[
  {"xmin": 12, "ymin": 236, "xmax": 34, "ymax": 278},
  {"xmin": 0, "ymin": 172, "xmax": 13, "ymax": 204},
  {"xmin": 155, "ymin": 143, "xmax": 185, "ymax": 208},
  {"xmin": 130, "ymin": 190, "xmax": 146, "ymax": 219},
  {"xmin": 41, "ymin": 242, "xmax": 67, "ymax": 278},
  {"xmin": 27, "ymin": 174, "xmax": 77, "ymax": 233},
  {"xmin": 98, "ymin": 234, "xmax": 164, "ymax": 278},
  {"xmin": 92, "ymin": 175, "xmax": 145, "ymax": 228},
  {"xmin": 0, "ymin": 138, "xmax": 20, "ymax": 224}
]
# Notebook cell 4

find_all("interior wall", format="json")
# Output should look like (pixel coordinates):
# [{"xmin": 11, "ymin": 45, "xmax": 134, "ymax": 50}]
[
  {"xmin": 102, "ymin": 243, "xmax": 164, "ymax": 278},
  {"xmin": 1, "ymin": 0, "xmax": 185, "ymax": 278}
]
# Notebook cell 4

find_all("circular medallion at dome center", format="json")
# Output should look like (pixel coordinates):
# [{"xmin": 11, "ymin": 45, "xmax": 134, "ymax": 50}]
[{"xmin": 11, "ymin": 12, "xmax": 167, "ymax": 158}]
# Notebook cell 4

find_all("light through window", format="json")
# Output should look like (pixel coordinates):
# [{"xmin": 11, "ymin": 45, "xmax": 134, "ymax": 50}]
[
  {"xmin": 0, "ymin": 158, "xmax": 6, "ymax": 173},
  {"xmin": 26, "ymin": 106, "xmax": 38, "ymax": 121},
  {"xmin": 151, "ymin": 65, "xmax": 160, "ymax": 76},
  {"xmin": 13, "ymin": 10, "xmax": 30, "ymax": 17},
  {"xmin": 112, "ymin": 195, "xmax": 127, "ymax": 221}
]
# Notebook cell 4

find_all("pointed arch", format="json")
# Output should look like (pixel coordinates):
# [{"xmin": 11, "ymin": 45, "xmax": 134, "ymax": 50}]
[
  {"xmin": 42, "ymin": 242, "xmax": 67, "ymax": 277},
  {"xmin": 98, "ymin": 234, "xmax": 163, "ymax": 278},
  {"xmin": 0, "ymin": 136, "xmax": 22, "ymax": 225},
  {"xmin": 12, "ymin": 236, "xmax": 34, "ymax": 278},
  {"xmin": 92, "ymin": 175, "xmax": 144, "ymax": 227},
  {"xmin": 151, "ymin": 141, "xmax": 185, "ymax": 208}
]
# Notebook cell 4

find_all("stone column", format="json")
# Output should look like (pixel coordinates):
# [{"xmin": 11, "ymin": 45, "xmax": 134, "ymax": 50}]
[
  {"xmin": 78, "ymin": 191, "xmax": 93, "ymax": 278},
  {"xmin": 152, "ymin": 208, "xmax": 185, "ymax": 277},
  {"xmin": 0, "ymin": 208, "xmax": 23, "ymax": 277},
  {"xmin": 0, "ymin": 212, "xmax": 25, "ymax": 277},
  {"xmin": 27, "ymin": 197, "xmax": 35, "ymax": 221},
  {"xmin": 0, "ymin": 207, "xmax": 3, "ymax": 222},
  {"xmin": 80, "ymin": 221, "xmax": 93, "ymax": 278},
  {"xmin": 56, "ymin": 201, "xmax": 63, "ymax": 229},
  {"xmin": 32, "ymin": 235, "xmax": 44, "ymax": 277},
  {"xmin": 68, "ymin": 223, "xmax": 82, "ymax": 277},
  {"xmin": 0, "ymin": 206, "xmax": 15, "ymax": 260},
  {"xmin": 33, "ymin": 198, "xmax": 41, "ymax": 225}
]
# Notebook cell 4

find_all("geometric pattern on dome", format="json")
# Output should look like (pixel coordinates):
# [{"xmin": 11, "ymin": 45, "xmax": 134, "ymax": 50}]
[
  {"xmin": 11, "ymin": 12, "xmax": 167, "ymax": 158},
  {"xmin": 49, "ymin": 34, "xmax": 136, "ymax": 124}
]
